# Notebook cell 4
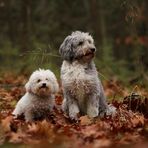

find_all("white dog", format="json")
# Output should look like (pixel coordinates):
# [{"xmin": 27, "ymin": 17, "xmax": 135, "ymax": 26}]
[
  {"xmin": 12, "ymin": 69, "xmax": 59, "ymax": 121},
  {"xmin": 59, "ymin": 31, "xmax": 116, "ymax": 120}
]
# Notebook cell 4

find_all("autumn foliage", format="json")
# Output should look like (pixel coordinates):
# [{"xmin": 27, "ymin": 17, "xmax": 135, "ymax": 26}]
[{"xmin": 0, "ymin": 73, "xmax": 148, "ymax": 148}]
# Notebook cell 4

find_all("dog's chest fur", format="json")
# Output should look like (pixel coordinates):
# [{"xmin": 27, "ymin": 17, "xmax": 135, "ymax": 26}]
[
  {"xmin": 27, "ymin": 94, "xmax": 54, "ymax": 119},
  {"xmin": 61, "ymin": 61, "xmax": 98, "ymax": 100}
]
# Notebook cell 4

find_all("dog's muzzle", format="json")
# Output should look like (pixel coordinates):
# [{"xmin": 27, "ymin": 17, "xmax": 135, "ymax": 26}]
[
  {"xmin": 40, "ymin": 83, "xmax": 48, "ymax": 89},
  {"xmin": 38, "ymin": 83, "xmax": 51, "ymax": 97},
  {"xmin": 83, "ymin": 48, "xmax": 96, "ymax": 57},
  {"xmin": 90, "ymin": 48, "xmax": 96, "ymax": 52}
]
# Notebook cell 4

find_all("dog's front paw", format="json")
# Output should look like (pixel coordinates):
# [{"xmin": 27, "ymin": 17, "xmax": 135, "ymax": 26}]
[
  {"xmin": 12, "ymin": 108, "xmax": 23, "ymax": 119},
  {"xmin": 69, "ymin": 105, "xmax": 80, "ymax": 120},
  {"xmin": 69, "ymin": 112, "xmax": 79, "ymax": 120},
  {"xmin": 69, "ymin": 107, "xmax": 79, "ymax": 120},
  {"xmin": 87, "ymin": 107, "xmax": 98, "ymax": 118}
]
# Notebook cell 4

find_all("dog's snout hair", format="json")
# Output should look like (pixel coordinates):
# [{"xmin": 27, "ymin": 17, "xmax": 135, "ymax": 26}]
[
  {"xmin": 59, "ymin": 31, "xmax": 116, "ymax": 120},
  {"xmin": 90, "ymin": 48, "xmax": 96, "ymax": 52},
  {"xmin": 42, "ymin": 83, "xmax": 47, "ymax": 87}
]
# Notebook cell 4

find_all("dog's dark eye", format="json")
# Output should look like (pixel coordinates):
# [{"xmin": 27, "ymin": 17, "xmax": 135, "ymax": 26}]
[
  {"xmin": 46, "ymin": 78, "xmax": 49, "ymax": 81},
  {"xmin": 37, "ymin": 79, "xmax": 41, "ymax": 83},
  {"xmin": 88, "ymin": 40, "xmax": 91, "ymax": 44},
  {"xmin": 78, "ymin": 41, "xmax": 83, "ymax": 46}
]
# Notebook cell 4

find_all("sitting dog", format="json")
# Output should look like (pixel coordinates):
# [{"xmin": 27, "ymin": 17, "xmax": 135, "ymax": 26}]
[
  {"xmin": 59, "ymin": 31, "xmax": 116, "ymax": 120},
  {"xmin": 12, "ymin": 69, "xmax": 59, "ymax": 121}
]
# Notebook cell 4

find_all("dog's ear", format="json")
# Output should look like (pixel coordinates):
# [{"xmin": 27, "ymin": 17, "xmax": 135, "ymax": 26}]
[
  {"xmin": 59, "ymin": 36, "xmax": 75, "ymax": 62},
  {"xmin": 25, "ymin": 81, "xmax": 31, "ymax": 92}
]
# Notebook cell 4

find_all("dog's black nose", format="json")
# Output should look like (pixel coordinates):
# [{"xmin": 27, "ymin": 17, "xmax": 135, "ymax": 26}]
[
  {"xmin": 90, "ymin": 48, "xmax": 96, "ymax": 52},
  {"xmin": 42, "ymin": 83, "xmax": 46, "ymax": 87}
]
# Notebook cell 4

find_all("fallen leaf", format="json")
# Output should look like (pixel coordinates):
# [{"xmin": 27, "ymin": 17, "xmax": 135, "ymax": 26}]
[
  {"xmin": 93, "ymin": 139, "xmax": 111, "ymax": 148},
  {"xmin": 1, "ymin": 116, "xmax": 13, "ymax": 132},
  {"xmin": 79, "ymin": 116, "xmax": 93, "ymax": 126}
]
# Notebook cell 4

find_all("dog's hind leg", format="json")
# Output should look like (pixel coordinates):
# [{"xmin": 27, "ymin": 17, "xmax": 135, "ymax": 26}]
[{"xmin": 99, "ymin": 84, "xmax": 116, "ymax": 117}]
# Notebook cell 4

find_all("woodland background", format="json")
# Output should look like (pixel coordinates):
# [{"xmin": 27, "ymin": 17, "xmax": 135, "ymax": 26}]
[
  {"xmin": 0, "ymin": 0, "xmax": 148, "ymax": 147},
  {"xmin": 0, "ymin": 0, "xmax": 148, "ymax": 85}
]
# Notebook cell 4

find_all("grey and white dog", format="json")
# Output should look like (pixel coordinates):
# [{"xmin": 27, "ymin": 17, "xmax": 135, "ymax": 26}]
[{"xmin": 59, "ymin": 31, "xmax": 116, "ymax": 120}]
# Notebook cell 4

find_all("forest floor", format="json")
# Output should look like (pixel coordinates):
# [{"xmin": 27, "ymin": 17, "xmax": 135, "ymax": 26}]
[{"xmin": 0, "ymin": 73, "xmax": 148, "ymax": 148}]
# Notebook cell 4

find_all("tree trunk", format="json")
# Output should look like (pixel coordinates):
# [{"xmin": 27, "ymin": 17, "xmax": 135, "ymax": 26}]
[
  {"xmin": 89, "ymin": 0, "xmax": 102, "ymax": 45},
  {"xmin": 20, "ymin": 0, "xmax": 31, "ymax": 53},
  {"xmin": 145, "ymin": 1, "xmax": 148, "ymax": 36},
  {"xmin": 89, "ymin": 0, "xmax": 107, "ymax": 58},
  {"xmin": 5, "ymin": 0, "xmax": 15, "ymax": 47}
]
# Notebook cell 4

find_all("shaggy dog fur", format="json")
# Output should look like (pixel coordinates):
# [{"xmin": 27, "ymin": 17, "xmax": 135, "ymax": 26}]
[
  {"xmin": 12, "ymin": 69, "xmax": 59, "ymax": 121},
  {"xmin": 59, "ymin": 31, "xmax": 116, "ymax": 120}
]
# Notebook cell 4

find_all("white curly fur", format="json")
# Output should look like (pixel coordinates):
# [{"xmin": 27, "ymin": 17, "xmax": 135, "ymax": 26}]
[{"xmin": 12, "ymin": 69, "xmax": 59, "ymax": 121}]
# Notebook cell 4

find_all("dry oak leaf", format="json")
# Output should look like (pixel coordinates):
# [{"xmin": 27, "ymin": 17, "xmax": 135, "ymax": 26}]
[
  {"xmin": 118, "ymin": 133, "xmax": 142, "ymax": 145},
  {"xmin": 9, "ymin": 131, "xmax": 28, "ymax": 144},
  {"xmin": 82, "ymin": 124, "xmax": 107, "ymax": 139},
  {"xmin": 79, "ymin": 115, "xmax": 94, "ymax": 126},
  {"xmin": 93, "ymin": 139, "xmax": 112, "ymax": 148},
  {"xmin": 130, "ymin": 114, "xmax": 144, "ymax": 127},
  {"xmin": 1, "ymin": 116, "xmax": 13, "ymax": 132},
  {"xmin": 27, "ymin": 120, "xmax": 55, "ymax": 142}
]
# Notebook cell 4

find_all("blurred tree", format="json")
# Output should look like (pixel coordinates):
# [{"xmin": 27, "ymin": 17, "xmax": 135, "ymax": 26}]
[
  {"xmin": 0, "ymin": 0, "xmax": 147, "ymax": 83},
  {"xmin": 20, "ymin": 0, "xmax": 31, "ymax": 52}
]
